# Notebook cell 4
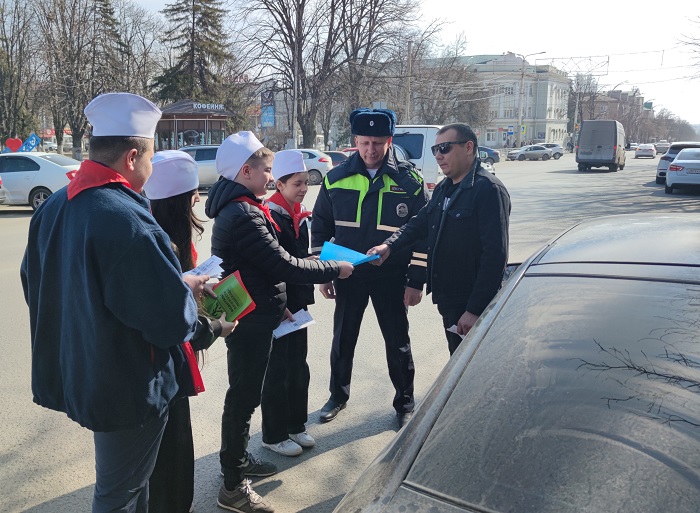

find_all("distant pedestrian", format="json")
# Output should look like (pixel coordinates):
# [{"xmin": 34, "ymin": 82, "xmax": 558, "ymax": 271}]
[{"xmin": 21, "ymin": 93, "xmax": 205, "ymax": 513}]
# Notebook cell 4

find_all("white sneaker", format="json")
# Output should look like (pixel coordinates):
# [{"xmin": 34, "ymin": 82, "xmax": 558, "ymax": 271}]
[
  {"xmin": 289, "ymin": 431, "xmax": 316, "ymax": 448},
  {"xmin": 262, "ymin": 438, "xmax": 303, "ymax": 457}
]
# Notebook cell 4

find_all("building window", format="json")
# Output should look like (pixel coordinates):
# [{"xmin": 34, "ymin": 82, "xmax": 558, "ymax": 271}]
[
  {"xmin": 505, "ymin": 109, "xmax": 514, "ymax": 118},
  {"xmin": 486, "ymin": 129, "xmax": 498, "ymax": 142},
  {"xmin": 501, "ymin": 85, "xmax": 514, "ymax": 95},
  {"xmin": 490, "ymin": 110, "xmax": 499, "ymax": 119}
]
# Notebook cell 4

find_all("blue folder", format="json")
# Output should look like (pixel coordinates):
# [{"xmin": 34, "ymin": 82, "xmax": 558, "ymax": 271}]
[{"xmin": 319, "ymin": 241, "xmax": 380, "ymax": 266}]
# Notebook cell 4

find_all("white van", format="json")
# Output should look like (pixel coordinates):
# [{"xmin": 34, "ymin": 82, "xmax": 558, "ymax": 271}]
[
  {"xmin": 392, "ymin": 125, "xmax": 443, "ymax": 195},
  {"xmin": 576, "ymin": 120, "xmax": 626, "ymax": 172}
]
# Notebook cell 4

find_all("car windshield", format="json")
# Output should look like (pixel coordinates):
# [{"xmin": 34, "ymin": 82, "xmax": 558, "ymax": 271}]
[
  {"xmin": 38, "ymin": 154, "xmax": 81, "ymax": 166},
  {"xmin": 406, "ymin": 275, "xmax": 700, "ymax": 513},
  {"xmin": 676, "ymin": 149, "xmax": 700, "ymax": 161}
]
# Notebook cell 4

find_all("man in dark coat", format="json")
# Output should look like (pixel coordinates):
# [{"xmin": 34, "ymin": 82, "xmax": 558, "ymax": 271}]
[{"xmin": 369, "ymin": 123, "xmax": 511, "ymax": 355}]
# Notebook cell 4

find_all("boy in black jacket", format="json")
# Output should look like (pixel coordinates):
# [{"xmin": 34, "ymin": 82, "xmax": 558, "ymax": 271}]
[{"xmin": 205, "ymin": 132, "xmax": 353, "ymax": 513}]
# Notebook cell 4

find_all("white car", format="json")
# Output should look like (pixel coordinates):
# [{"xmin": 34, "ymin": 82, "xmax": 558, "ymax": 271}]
[
  {"xmin": 665, "ymin": 148, "xmax": 700, "ymax": 194},
  {"xmin": 0, "ymin": 152, "xmax": 79, "ymax": 210},
  {"xmin": 539, "ymin": 143, "xmax": 564, "ymax": 159},
  {"xmin": 177, "ymin": 145, "xmax": 219, "ymax": 188},
  {"xmin": 655, "ymin": 141, "xmax": 700, "ymax": 184},
  {"xmin": 297, "ymin": 149, "xmax": 333, "ymax": 185},
  {"xmin": 634, "ymin": 144, "xmax": 656, "ymax": 159},
  {"xmin": 655, "ymin": 140, "xmax": 670, "ymax": 154}
]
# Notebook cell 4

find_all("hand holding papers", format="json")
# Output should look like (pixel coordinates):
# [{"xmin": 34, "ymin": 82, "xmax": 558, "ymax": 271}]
[
  {"xmin": 319, "ymin": 241, "xmax": 380, "ymax": 266},
  {"xmin": 184, "ymin": 255, "xmax": 224, "ymax": 279},
  {"xmin": 273, "ymin": 309, "xmax": 315, "ymax": 339},
  {"xmin": 446, "ymin": 325, "xmax": 467, "ymax": 341}
]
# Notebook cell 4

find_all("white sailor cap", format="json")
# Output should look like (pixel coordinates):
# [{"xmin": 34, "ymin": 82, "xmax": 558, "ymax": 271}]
[
  {"xmin": 144, "ymin": 150, "xmax": 199, "ymax": 200},
  {"xmin": 216, "ymin": 131, "xmax": 264, "ymax": 180},
  {"xmin": 272, "ymin": 150, "xmax": 307, "ymax": 181},
  {"xmin": 84, "ymin": 92, "xmax": 161, "ymax": 138}
]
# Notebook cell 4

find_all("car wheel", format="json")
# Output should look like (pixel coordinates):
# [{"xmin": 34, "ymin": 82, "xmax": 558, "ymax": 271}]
[
  {"xmin": 578, "ymin": 164, "xmax": 585, "ymax": 172},
  {"xmin": 29, "ymin": 187, "xmax": 51, "ymax": 210},
  {"xmin": 542, "ymin": 154, "xmax": 550, "ymax": 161},
  {"xmin": 517, "ymin": 155, "xmax": 525, "ymax": 161},
  {"xmin": 485, "ymin": 158, "xmax": 495, "ymax": 165},
  {"xmin": 655, "ymin": 177, "xmax": 664, "ymax": 184},
  {"xmin": 553, "ymin": 153, "xmax": 561, "ymax": 159},
  {"xmin": 665, "ymin": 184, "xmax": 673, "ymax": 194},
  {"xmin": 619, "ymin": 164, "xmax": 625, "ymax": 170},
  {"xmin": 308, "ymin": 169, "xmax": 323, "ymax": 185}
]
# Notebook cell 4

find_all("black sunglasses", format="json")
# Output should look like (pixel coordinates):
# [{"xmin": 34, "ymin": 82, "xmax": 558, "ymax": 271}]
[{"xmin": 430, "ymin": 140, "xmax": 469, "ymax": 156}]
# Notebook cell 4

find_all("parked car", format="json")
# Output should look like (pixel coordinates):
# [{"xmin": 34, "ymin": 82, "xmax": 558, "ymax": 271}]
[
  {"xmin": 334, "ymin": 213, "xmax": 700, "ymax": 513},
  {"xmin": 178, "ymin": 145, "xmax": 219, "ymax": 188},
  {"xmin": 0, "ymin": 152, "xmax": 79, "ymax": 209},
  {"xmin": 478, "ymin": 146, "xmax": 501, "ymax": 164},
  {"xmin": 665, "ymin": 148, "xmax": 700, "ymax": 194},
  {"xmin": 0, "ymin": 175, "xmax": 6, "ymax": 204},
  {"xmin": 539, "ymin": 143, "xmax": 564, "ymax": 159},
  {"xmin": 41, "ymin": 141, "xmax": 58, "ymax": 152},
  {"xmin": 655, "ymin": 140, "xmax": 670, "ymax": 154},
  {"xmin": 655, "ymin": 141, "xmax": 700, "ymax": 184},
  {"xmin": 507, "ymin": 144, "xmax": 553, "ymax": 161},
  {"xmin": 324, "ymin": 150, "xmax": 349, "ymax": 167},
  {"xmin": 297, "ymin": 148, "xmax": 333, "ymax": 185},
  {"xmin": 629, "ymin": 142, "xmax": 640, "ymax": 150},
  {"xmin": 634, "ymin": 143, "xmax": 656, "ymax": 159}
]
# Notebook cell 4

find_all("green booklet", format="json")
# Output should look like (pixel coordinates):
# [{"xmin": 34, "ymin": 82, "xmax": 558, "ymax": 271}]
[{"xmin": 202, "ymin": 271, "xmax": 256, "ymax": 322}]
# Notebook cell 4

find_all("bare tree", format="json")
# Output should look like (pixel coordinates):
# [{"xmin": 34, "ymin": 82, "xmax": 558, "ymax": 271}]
[{"xmin": 0, "ymin": 0, "xmax": 38, "ymax": 142}]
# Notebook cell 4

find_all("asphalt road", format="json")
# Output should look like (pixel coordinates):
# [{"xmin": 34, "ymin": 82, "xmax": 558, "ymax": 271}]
[{"xmin": 1, "ymin": 152, "xmax": 699, "ymax": 513}]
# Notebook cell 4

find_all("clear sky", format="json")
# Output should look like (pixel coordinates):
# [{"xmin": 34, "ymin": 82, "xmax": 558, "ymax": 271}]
[{"xmin": 134, "ymin": 0, "xmax": 700, "ymax": 124}]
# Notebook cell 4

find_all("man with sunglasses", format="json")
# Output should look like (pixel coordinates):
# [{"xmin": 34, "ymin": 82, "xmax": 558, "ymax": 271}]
[
  {"xmin": 368, "ymin": 123, "xmax": 510, "ymax": 355},
  {"xmin": 312, "ymin": 108, "xmax": 428, "ymax": 429}
]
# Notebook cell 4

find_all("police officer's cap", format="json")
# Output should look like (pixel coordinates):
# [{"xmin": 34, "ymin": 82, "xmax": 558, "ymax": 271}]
[{"xmin": 350, "ymin": 108, "xmax": 396, "ymax": 137}]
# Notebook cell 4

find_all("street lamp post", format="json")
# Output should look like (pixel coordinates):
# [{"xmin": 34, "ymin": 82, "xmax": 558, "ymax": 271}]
[{"xmin": 515, "ymin": 51, "xmax": 545, "ymax": 146}]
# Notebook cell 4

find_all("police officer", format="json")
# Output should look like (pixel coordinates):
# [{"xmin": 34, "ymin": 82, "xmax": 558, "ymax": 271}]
[{"xmin": 312, "ymin": 108, "xmax": 428, "ymax": 429}]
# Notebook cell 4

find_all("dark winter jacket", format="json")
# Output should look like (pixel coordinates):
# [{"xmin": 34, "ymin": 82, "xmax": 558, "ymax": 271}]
[
  {"xmin": 21, "ymin": 169, "xmax": 198, "ymax": 432},
  {"xmin": 204, "ymin": 179, "xmax": 342, "ymax": 316},
  {"xmin": 267, "ymin": 199, "xmax": 315, "ymax": 311},
  {"xmin": 311, "ymin": 149, "xmax": 428, "ymax": 287},
  {"xmin": 385, "ymin": 160, "xmax": 511, "ymax": 314}
]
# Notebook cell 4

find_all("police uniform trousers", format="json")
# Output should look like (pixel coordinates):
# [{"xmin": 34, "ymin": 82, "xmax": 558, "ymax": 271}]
[{"xmin": 329, "ymin": 272, "xmax": 415, "ymax": 413}]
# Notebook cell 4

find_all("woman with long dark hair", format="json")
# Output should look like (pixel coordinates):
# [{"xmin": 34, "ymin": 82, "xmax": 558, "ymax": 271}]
[{"xmin": 144, "ymin": 150, "xmax": 236, "ymax": 513}]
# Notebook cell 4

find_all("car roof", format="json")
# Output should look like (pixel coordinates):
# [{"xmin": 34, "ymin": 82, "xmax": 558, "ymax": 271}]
[
  {"xmin": 670, "ymin": 141, "xmax": 700, "ymax": 149},
  {"xmin": 533, "ymin": 214, "xmax": 700, "ymax": 268}
]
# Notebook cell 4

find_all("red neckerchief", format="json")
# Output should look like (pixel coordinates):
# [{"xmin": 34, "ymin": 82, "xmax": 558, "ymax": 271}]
[
  {"xmin": 233, "ymin": 195, "xmax": 281, "ymax": 232},
  {"xmin": 190, "ymin": 242, "xmax": 198, "ymax": 266},
  {"xmin": 67, "ymin": 160, "xmax": 131, "ymax": 200},
  {"xmin": 268, "ymin": 191, "xmax": 312, "ymax": 239}
]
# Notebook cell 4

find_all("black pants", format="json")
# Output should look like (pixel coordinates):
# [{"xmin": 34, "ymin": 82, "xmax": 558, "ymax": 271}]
[
  {"xmin": 148, "ymin": 397, "xmax": 193, "ymax": 513},
  {"xmin": 261, "ymin": 327, "xmax": 310, "ymax": 443},
  {"xmin": 330, "ymin": 273, "xmax": 415, "ymax": 414},
  {"xmin": 220, "ymin": 311, "xmax": 283, "ymax": 488},
  {"xmin": 437, "ymin": 301, "xmax": 468, "ymax": 355}
]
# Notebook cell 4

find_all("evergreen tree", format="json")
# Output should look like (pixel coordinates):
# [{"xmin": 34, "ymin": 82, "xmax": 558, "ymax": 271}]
[{"xmin": 153, "ymin": 0, "xmax": 230, "ymax": 102}]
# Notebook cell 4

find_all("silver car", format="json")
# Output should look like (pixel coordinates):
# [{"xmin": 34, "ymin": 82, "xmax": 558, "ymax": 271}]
[
  {"xmin": 178, "ymin": 145, "xmax": 219, "ymax": 188},
  {"xmin": 507, "ymin": 144, "xmax": 553, "ymax": 161},
  {"xmin": 539, "ymin": 143, "xmax": 564, "ymax": 159}
]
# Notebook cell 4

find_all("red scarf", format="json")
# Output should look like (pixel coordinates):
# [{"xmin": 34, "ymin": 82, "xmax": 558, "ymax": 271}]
[
  {"xmin": 67, "ymin": 160, "xmax": 131, "ymax": 200},
  {"xmin": 268, "ymin": 192, "xmax": 312, "ymax": 239},
  {"xmin": 233, "ymin": 195, "xmax": 281, "ymax": 232}
]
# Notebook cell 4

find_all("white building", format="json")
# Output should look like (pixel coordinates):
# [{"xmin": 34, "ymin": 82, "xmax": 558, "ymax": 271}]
[{"xmin": 462, "ymin": 53, "xmax": 571, "ymax": 148}]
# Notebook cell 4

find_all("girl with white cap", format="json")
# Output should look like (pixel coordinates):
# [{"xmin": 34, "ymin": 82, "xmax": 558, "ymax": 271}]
[
  {"xmin": 260, "ymin": 150, "xmax": 316, "ymax": 457},
  {"xmin": 144, "ymin": 150, "xmax": 236, "ymax": 513}
]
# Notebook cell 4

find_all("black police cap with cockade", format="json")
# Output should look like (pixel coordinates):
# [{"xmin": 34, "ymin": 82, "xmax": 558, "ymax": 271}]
[{"xmin": 349, "ymin": 108, "xmax": 397, "ymax": 137}]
